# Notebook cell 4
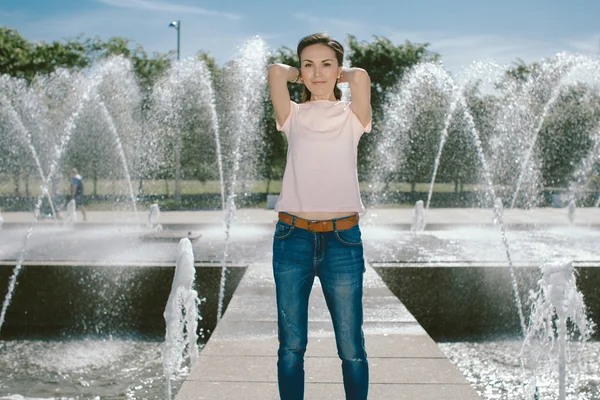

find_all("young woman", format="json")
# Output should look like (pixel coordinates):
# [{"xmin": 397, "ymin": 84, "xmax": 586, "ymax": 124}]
[{"xmin": 267, "ymin": 33, "xmax": 372, "ymax": 400}]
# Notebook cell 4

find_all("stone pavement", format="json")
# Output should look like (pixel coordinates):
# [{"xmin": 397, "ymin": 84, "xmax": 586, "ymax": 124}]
[
  {"xmin": 175, "ymin": 262, "xmax": 481, "ymax": 400},
  {"xmin": 3, "ymin": 207, "xmax": 598, "ymax": 399},
  {"xmin": 3, "ymin": 206, "xmax": 599, "ymax": 227}
]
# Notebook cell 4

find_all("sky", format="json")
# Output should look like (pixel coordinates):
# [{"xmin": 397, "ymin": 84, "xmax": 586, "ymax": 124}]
[{"xmin": 2, "ymin": 0, "xmax": 600, "ymax": 73}]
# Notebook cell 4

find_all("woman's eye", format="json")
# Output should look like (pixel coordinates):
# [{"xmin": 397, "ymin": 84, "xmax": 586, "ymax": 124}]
[
  {"xmin": 324, "ymin": 63, "xmax": 331, "ymax": 67},
  {"xmin": 303, "ymin": 63, "xmax": 311, "ymax": 68}
]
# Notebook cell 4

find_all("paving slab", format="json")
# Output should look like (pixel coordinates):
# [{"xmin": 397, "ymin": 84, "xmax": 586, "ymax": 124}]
[
  {"xmin": 3, "ymin": 208, "xmax": 598, "ymax": 266},
  {"xmin": 202, "ymin": 335, "xmax": 446, "ymax": 359},
  {"xmin": 177, "ymin": 381, "xmax": 481, "ymax": 400},
  {"xmin": 3, "ymin": 206, "xmax": 600, "ymax": 227},
  {"xmin": 175, "ymin": 262, "xmax": 482, "ymax": 399},
  {"xmin": 181, "ymin": 355, "xmax": 468, "ymax": 384}
]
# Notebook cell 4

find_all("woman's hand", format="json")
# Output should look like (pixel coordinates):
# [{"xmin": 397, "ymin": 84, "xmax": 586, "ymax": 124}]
[
  {"xmin": 338, "ymin": 68, "xmax": 349, "ymax": 84},
  {"xmin": 290, "ymin": 69, "xmax": 304, "ymax": 85}
]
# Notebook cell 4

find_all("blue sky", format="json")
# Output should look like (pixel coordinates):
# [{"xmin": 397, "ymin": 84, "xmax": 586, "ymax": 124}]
[{"xmin": 2, "ymin": 0, "xmax": 599, "ymax": 72}]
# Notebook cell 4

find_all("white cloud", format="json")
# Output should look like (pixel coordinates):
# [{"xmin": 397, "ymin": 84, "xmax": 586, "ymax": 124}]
[
  {"xmin": 562, "ymin": 34, "xmax": 600, "ymax": 55},
  {"xmin": 94, "ymin": 0, "xmax": 241, "ymax": 20},
  {"xmin": 378, "ymin": 28, "xmax": 600, "ymax": 73},
  {"xmin": 14, "ymin": 7, "xmax": 250, "ymax": 64},
  {"xmin": 10, "ymin": 5, "xmax": 600, "ymax": 75},
  {"xmin": 292, "ymin": 13, "xmax": 356, "ymax": 31}
]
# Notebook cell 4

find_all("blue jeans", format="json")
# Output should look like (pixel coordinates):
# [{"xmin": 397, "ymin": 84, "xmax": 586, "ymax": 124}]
[{"xmin": 272, "ymin": 213, "xmax": 369, "ymax": 400}]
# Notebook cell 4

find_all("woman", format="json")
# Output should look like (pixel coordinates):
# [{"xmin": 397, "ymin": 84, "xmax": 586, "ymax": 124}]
[{"xmin": 267, "ymin": 33, "xmax": 372, "ymax": 400}]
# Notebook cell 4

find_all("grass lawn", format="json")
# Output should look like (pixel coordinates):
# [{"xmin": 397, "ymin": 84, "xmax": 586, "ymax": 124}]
[{"xmin": 0, "ymin": 176, "xmax": 484, "ymax": 197}]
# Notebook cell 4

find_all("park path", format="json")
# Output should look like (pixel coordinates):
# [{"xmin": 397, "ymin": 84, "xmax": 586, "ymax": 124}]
[{"xmin": 175, "ymin": 261, "xmax": 481, "ymax": 400}]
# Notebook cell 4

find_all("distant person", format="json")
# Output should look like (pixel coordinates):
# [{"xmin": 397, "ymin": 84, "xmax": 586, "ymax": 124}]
[
  {"xmin": 268, "ymin": 33, "xmax": 372, "ymax": 400},
  {"xmin": 71, "ymin": 168, "xmax": 87, "ymax": 221}
]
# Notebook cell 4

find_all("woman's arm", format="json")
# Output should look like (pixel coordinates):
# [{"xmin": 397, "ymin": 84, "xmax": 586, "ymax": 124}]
[
  {"xmin": 267, "ymin": 63, "xmax": 301, "ymax": 128},
  {"xmin": 339, "ymin": 67, "xmax": 372, "ymax": 128}
]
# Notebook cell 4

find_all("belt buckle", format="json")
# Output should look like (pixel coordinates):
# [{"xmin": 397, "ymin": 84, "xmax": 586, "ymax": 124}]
[{"xmin": 307, "ymin": 220, "xmax": 326, "ymax": 232}]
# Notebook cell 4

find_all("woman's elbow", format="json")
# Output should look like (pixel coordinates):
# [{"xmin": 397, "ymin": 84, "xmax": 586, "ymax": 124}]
[
  {"xmin": 352, "ymin": 68, "xmax": 370, "ymax": 85},
  {"xmin": 268, "ymin": 64, "xmax": 284, "ymax": 78}
]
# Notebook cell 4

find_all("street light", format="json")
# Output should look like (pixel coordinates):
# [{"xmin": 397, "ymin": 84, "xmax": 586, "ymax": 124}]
[{"xmin": 168, "ymin": 20, "xmax": 180, "ymax": 60}]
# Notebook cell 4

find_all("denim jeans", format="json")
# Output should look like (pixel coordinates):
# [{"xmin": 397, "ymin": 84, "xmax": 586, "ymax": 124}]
[{"xmin": 272, "ymin": 213, "xmax": 369, "ymax": 400}]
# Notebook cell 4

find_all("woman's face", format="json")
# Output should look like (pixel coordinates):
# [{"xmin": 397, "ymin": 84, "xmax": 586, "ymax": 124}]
[{"xmin": 300, "ymin": 44, "xmax": 342, "ymax": 100}]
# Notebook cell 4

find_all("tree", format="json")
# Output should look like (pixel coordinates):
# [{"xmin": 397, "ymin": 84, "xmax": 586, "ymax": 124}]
[
  {"xmin": 85, "ymin": 36, "xmax": 172, "ymax": 93},
  {"xmin": 0, "ymin": 27, "xmax": 88, "ymax": 81},
  {"xmin": 539, "ymin": 84, "xmax": 600, "ymax": 188},
  {"xmin": 505, "ymin": 58, "xmax": 541, "ymax": 82},
  {"xmin": 346, "ymin": 35, "xmax": 439, "ymax": 178}
]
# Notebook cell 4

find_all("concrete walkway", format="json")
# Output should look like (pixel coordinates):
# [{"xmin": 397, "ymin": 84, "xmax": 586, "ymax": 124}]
[
  {"xmin": 4, "ymin": 207, "xmax": 597, "ymax": 398},
  {"xmin": 175, "ymin": 262, "xmax": 481, "ymax": 400},
  {"xmin": 2, "ymin": 206, "xmax": 600, "ymax": 227}
]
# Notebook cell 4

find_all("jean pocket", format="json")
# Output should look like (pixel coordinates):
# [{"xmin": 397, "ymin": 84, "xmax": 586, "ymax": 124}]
[
  {"xmin": 274, "ymin": 221, "xmax": 295, "ymax": 240},
  {"xmin": 334, "ymin": 225, "xmax": 362, "ymax": 246}
]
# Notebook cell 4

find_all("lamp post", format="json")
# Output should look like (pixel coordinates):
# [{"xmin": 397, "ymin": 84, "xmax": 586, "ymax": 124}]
[{"xmin": 168, "ymin": 20, "xmax": 180, "ymax": 60}]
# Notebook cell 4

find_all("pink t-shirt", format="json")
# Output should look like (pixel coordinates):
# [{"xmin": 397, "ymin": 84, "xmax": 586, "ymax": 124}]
[{"xmin": 275, "ymin": 100, "xmax": 372, "ymax": 213}]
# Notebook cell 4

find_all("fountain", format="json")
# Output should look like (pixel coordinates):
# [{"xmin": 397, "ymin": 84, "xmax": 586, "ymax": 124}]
[
  {"xmin": 0, "ymin": 36, "xmax": 271, "ymax": 397},
  {"xmin": 371, "ymin": 53, "xmax": 600, "ymax": 399},
  {"xmin": 1, "ymin": 37, "xmax": 600, "ymax": 399},
  {"xmin": 162, "ymin": 238, "xmax": 201, "ymax": 400},
  {"xmin": 520, "ymin": 261, "xmax": 595, "ymax": 400},
  {"xmin": 65, "ymin": 198, "xmax": 77, "ymax": 224},
  {"xmin": 213, "ymin": 37, "xmax": 268, "ymax": 320},
  {"xmin": 147, "ymin": 201, "xmax": 161, "ymax": 230},
  {"xmin": 493, "ymin": 197, "xmax": 504, "ymax": 226},
  {"xmin": 567, "ymin": 199, "xmax": 576, "ymax": 224},
  {"xmin": 411, "ymin": 200, "xmax": 426, "ymax": 232},
  {"xmin": 0, "ymin": 69, "xmax": 98, "ymax": 335}
]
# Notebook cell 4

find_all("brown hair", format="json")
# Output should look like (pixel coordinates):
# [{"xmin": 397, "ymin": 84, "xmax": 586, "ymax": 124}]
[{"xmin": 297, "ymin": 33, "xmax": 344, "ymax": 103}]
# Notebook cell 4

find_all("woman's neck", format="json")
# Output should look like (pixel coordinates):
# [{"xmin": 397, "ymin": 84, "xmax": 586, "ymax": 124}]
[{"xmin": 310, "ymin": 93, "xmax": 337, "ymax": 102}]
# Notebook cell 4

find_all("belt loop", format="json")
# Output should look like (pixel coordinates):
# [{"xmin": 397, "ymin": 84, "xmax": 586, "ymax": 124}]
[
  {"xmin": 333, "ymin": 218, "xmax": 337, "ymax": 232},
  {"xmin": 291, "ymin": 214, "xmax": 297, "ymax": 227}
]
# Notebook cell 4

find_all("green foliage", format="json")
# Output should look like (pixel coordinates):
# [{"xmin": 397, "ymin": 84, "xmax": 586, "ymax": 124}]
[
  {"xmin": 538, "ymin": 84, "xmax": 600, "ymax": 187},
  {"xmin": 0, "ymin": 27, "xmax": 88, "ymax": 81},
  {"xmin": 346, "ymin": 35, "xmax": 439, "ymax": 178},
  {"xmin": 505, "ymin": 58, "xmax": 541, "ymax": 82},
  {"xmin": 437, "ymin": 90, "xmax": 494, "ymax": 192},
  {"xmin": 197, "ymin": 51, "xmax": 221, "ymax": 82},
  {"xmin": 3, "ymin": 26, "xmax": 600, "ymax": 204},
  {"xmin": 347, "ymin": 35, "xmax": 439, "ymax": 121},
  {"xmin": 85, "ymin": 36, "xmax": 172, "ymax": 93},
  {"xmin": 400, "ymin": 84, "xmax": 447, "ymax": 190}
]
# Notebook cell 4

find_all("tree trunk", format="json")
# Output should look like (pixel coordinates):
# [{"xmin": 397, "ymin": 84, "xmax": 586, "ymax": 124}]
[
  {"xmin": 383, "ymin": 174, "xmax": 392, "ymax": 192},
  {"xmin": 164, "ymin": 179, "xmax": 169, "ymax": 196},
  {"xmin": 266, "ymin": 169, "xmax": 272, "ymax": 195},
  {"xmin": 138, "ymin": 178, "xmax": 144, "ymax": 196},
  {"xmin": 411, "ymin": 181, "xmax": 416, "ymax": 193},
  {"xmin": 13, "ymin": 170, "xmax": 20, "ymax": 195},
  {"xmin": 175, "ymin": 134, "xmax": 182, "ymax": 208},
  {"xmin": 93, "ymin": 172, "xmax": 98, "ymax": 196},
  {"xmin": 25, "ymin": 172, "xmax": 30, "ymax": 197}
]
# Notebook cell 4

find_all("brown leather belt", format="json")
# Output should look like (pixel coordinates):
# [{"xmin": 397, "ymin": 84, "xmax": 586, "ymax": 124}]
[{"xmin": 278, "ymin": 212, "xmax": 359, "ymax": 232}]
